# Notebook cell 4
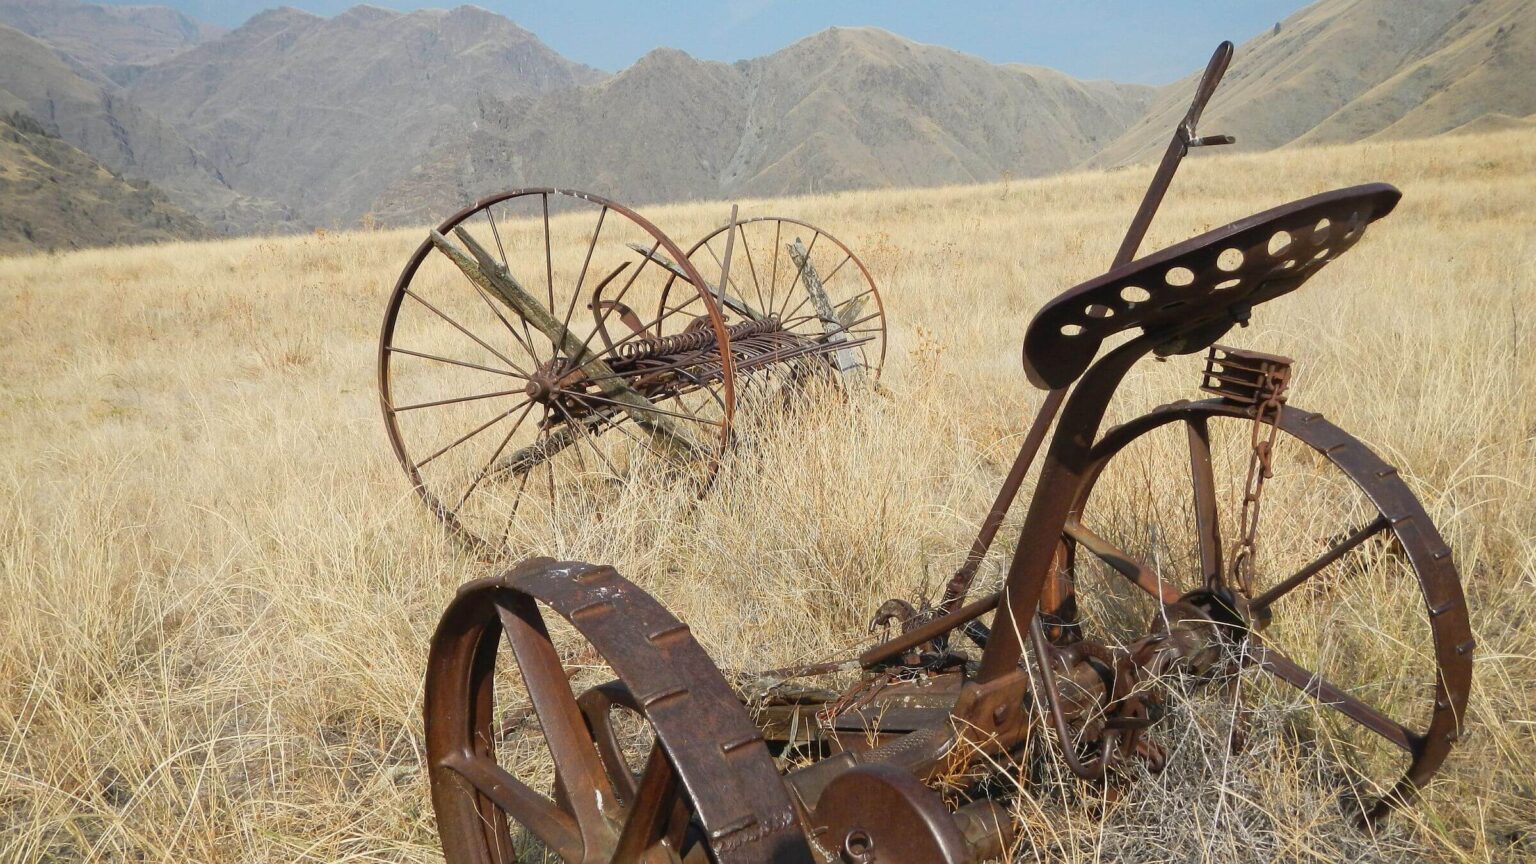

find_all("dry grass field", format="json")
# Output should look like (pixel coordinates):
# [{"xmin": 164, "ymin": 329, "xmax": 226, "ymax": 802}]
[{"xmin": 1, "ymin": 128, "xmax": 1533, "ymax": 862}]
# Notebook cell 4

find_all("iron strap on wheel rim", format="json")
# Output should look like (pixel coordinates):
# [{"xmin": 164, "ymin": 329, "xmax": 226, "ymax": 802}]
[
  {"xmin": 425, "ymin": 558, "xmax": 811, "ymax": 863},
  {"xmin": 1079, "ymin": 397, "xmax": 1473, "ymax": 818}
]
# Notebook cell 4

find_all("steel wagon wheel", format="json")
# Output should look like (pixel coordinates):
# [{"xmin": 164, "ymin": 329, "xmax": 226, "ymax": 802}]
[
  {"xmin": 1060, "ymin": 399, "xmax": 1472, "ymax": 824},
  {"xmin": 424, "ymin": 559, "xmax": 812, "ymax": 863},
  {"xmin": 379, "ymin": 189, "xmax": 735, "ymax": 555},
  {"xmin": 684, "ymin": 217, "xmax": 886, "ymax": 383}
]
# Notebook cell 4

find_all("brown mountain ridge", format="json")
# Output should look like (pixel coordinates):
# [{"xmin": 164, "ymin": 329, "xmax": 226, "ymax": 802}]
[
  {"xmin": 1092, "ymin": 0, "xmax": 1536, "ymax": 166},
  {"xmin": 372, "ymin": 28, "xmax": 1156, "ymax": 226},
  {"xmin": 0, "ymin": 0, "xmax": 1532, "ymax": 252}
]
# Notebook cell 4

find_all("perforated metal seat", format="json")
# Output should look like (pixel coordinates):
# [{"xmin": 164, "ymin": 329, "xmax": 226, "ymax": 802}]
[{"xmin": 1022, "ymin": 183, "xmax": 1401, "ymax": 390}]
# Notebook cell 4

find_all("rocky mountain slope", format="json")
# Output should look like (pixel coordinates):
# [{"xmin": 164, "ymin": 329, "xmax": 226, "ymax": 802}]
[
  {"xmin": 0, "ymin": 0, "xmax": 223, "ymax": 82},
  {"xmin": 1092, "ymin": 0, "xmax": 1536, "ymax": 166},
  {"xmin": 0, "ymin": 23, "xmax": 290, "ymax": 233},
  {"xmin": 0, "ymin": 111, "xmax": 207, "ymax": 254},
  {"xmin": 370, "ymin": 27, "xmax": 1156, "ymax": 226},
  {"xmin": 125, "ymin": 5, "xmax": 607, "ymax": 228},
  {"xmin": 1, "ymin": 0, "xmax": 1532, "ymax": 252}
]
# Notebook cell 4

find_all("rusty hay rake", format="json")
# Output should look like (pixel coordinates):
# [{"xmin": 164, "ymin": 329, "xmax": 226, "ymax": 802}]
[{"xmin": 381, "ymin": 40, "xmax": 1475, "ymax": 864}]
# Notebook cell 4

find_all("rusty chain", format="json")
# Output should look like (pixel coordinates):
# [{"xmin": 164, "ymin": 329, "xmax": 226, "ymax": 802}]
[{"xmin": 1224, "ymin": 372, "xmax": 1290, "ymax": 596}]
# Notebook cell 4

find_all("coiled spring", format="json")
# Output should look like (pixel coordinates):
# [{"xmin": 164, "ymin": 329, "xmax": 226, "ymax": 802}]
[{"xmin": 617, "ymin": 316, "xmax": 783, "ymax": 361}]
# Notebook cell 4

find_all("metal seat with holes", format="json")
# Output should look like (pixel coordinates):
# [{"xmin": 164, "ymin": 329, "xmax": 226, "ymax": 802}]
[{"xmin": 1024, "ymin": 183, "xmax": 1401, "ymax": 389}]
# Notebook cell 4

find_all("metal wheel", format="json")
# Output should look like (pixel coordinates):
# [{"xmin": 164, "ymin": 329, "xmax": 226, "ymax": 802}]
[
  {"xmin": 684, "ymin": 217, "xmax": 886, "ymax": 383},
  {"xmin": 425, "ymin": 559, "xmax": 812, "ymax": 863},
  {"xmin": 1061, "ymin": 400, "xmax": 1472, "ymax": 823},
  {"xmin": 379, "ymin": 190, "xmax": 734, "ymax": 555}
]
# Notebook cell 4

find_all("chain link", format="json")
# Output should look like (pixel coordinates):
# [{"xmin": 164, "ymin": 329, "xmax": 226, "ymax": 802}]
[{"xmin": 1226, "ymin": 376, "xmax": 1289, "ymax": 596}]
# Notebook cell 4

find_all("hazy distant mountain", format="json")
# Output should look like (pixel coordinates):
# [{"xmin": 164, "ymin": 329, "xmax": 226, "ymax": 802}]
[
  {"xmin": 1092, "ymin": 0, "xmax": 1536, "ymax": 166},
  {"xmin": 0, "ymin": 0, "xmax": 223, "ymax": 83},
  {"xmin": 372, "ymin": 26, "xmax": 1156, "ymax": 226},
  {"xmin": 2, "ymin": 0, "xmax": 1532, "ymax": 254},
  {"xmin": 126, "ymin": 5, "xmax": 607, "ymax": 228},
  {"xmin": 0, "ymin": 24, "xmax": 291, "ymax": 234},
  {"xmin": 0, "ymin": 111, "xmax": 207, "ymax": 254}
]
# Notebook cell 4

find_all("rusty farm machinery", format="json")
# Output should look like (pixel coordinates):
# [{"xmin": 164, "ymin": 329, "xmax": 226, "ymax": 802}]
[
  {"xmin": 379, "ymin": 194, "xmax": 884, "ymax": 553},
  {"xmin": 380, "ymin": 41, "xmax": 1474, "ymax": 864}
]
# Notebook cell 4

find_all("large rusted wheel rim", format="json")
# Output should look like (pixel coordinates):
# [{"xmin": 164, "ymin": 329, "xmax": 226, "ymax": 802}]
[
  {"xmin": 1063, "ymin": 400, "xmax": 1472, "ymax": 824},
  {"xmin": 684, "ymin": 217, "xmax": 886, "ymax": 383},
  {"xmin": 379, "ymin": 190, "xmax": 734, "ymax": 555},
  {"xmin": 425, "ymin": 559, "xmax": 812, "ymax": 863}
]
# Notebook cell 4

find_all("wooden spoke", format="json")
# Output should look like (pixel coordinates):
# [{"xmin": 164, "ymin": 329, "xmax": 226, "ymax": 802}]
[
  {"xmin": 572, "ymin": 392, "xmax": 726, "ymax": 427},
  {"xmin": 485, "ymin": 206, "xmax": 542, "ymax": 363},
  {"xmin": 779, "ymin": 230, "xmax": 822, "ymax": 320}
]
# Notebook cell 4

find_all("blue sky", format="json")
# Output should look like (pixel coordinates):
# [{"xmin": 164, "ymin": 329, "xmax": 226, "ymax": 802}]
[{"xmin": 112, "ymin": 1, "xmax": 1310, "ymax": 84}]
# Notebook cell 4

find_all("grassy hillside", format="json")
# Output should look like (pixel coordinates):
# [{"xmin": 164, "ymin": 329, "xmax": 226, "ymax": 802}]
[
  {"xmin": 0, "ymin": 128, "xmax": 1531, "ymax": 862},
  {"xmin": 0, "ymin": 112, "xmax": 207, "ymax": 255}
]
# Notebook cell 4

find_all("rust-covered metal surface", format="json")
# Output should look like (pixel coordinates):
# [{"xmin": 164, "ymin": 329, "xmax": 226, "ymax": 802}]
[
  {"xmin": 380, "ymin": 192, "xmax": 883, "ymax": 555},
  {"xmin": 417, "ymin": 38, "xmax": 1475, "ymax": 864}
]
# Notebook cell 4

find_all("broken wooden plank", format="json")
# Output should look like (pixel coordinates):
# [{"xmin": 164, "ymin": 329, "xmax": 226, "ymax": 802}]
[
  {"xmin": 625, "ymin": 242, "xmax": 765, "ymax": 322},
  {"xmin": 788, "ymin": 237, "xmax": 865, "ymax": 383},
  {"xmin": 431, "ymin": 228, "xmax": 705, "ymax": 458}
]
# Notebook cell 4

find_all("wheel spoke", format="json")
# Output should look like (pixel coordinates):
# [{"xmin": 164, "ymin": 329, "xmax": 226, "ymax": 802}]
[
  {"xmin": 737, "ymin": 223, "xmax": 769, "ymax": 317},
  {"xmin": 561, "ymin": 206, "xmax": 607, "ymax": 342},
  {"xmin": 1250, "ymin": 515, "xmax": 1390, "ymax": 611},
  {"xmin": 1186, "ymin": 416, "xmax": 1224, "ymax": 586},
  {"xmin": 485, "ymin": 206, "xmax": 542, "ymax": 363},
  {"xmin": 440, "ymin": 751, "xmax": 582, "ymax": 860},
  {"xmin": 1062, "ymin": 519, "xmax": 1183, "ymax": 605},
  {"xmin": 611, "ymin": 741, "xmax": 681, "ymax": 861},
  {"xmin": 452, "ymin": 401, "xmax": 537, "ymax": 515},
  {"xmin": 1250, "ymin": 634, "xmax": 1418, "ymax": 753},
  {"xmin": 553, "ymin": 402, "xmax": 623, "ymax": 478},
  {"xmin": 495, "ymin": 595, "xmax": 616, "ymax": 846},
  {"xmin": 542, "ymin": 193, "xmax": 555, "ymax": 314},
  {"xmin": 766, "ymin": 220, "xmax": 783, "ymax": 319},
  {"xmin": 821, "ymin": 251, "xmax": 854, "ymax": 285},
  {"xmin": 390, "ymin": 387, "xmax": 525, "ymax": 414},
  {"xmin": 404, "ymin": 288, "xmax": 530, "ymax": 376},
  {"xmin": 416, "ymin": 400, "xmax": 532, "ymax": 470},
  {"xmin": 386, "ymin": 346, "xmax": 526, "ymax": 380}
]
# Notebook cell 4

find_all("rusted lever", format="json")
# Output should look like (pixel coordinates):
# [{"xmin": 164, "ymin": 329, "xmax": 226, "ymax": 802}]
[{"xmin": 1179, "ymin": 41, "xmax": 1236, "ymax": 150}]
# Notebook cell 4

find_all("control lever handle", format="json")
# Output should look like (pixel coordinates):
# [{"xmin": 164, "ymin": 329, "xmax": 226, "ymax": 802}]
[{"xmin": 1188, "ymin": 133, "xmax": 1235, "ymax": 148}]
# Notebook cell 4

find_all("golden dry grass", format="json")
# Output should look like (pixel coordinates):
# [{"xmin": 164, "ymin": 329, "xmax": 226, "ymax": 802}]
[{"xmin": 1, "ymin": 128, "xmax": 1533, "ymax": 862}]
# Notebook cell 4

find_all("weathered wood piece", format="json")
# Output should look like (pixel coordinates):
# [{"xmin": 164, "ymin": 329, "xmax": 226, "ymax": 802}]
[
  {"xmin": 625, "ymin": 242, "xmax": 765, "ymax": 322},
  {"xmin": 487, "ymin": 408, "xmax": 618, "ymax": 479},
  {"xmin": 788, "ymin": 238, "xmax": 864, "ymax": 382},
  {"xmin": 431, "ymin": 228, "xmax": 705, "ymax": 458}
]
